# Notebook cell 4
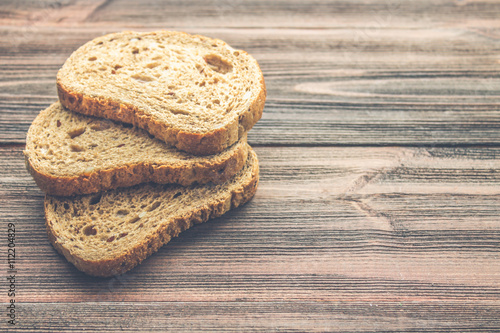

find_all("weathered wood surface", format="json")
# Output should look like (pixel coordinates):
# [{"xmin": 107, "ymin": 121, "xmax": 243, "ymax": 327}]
[
  {"xmin": 2, "ymin": 4, "xmax": 500, "ymax": 145},
  {"xmin": 2, "ymin": 145, "xmax": 500, "ymax": 331},
  {"xmin": 1, "ymin": 0, "xmax": 500, "ymax": 332}
]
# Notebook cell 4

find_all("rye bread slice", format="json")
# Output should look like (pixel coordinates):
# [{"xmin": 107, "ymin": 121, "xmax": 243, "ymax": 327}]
[
  {"xmin": 44, "ymin": 149, "xmax": 259, "ymax": 277},
  {"xmin": 57, "ymin": 30, "xmax": 266, "ymax": 156},
  {"xmin": 25, "ymin": 102, "xmax": 249, "ymax": 196}
]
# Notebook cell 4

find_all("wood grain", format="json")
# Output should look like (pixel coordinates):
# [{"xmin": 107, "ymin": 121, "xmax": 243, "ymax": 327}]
[
  {"xmin": 17, "ymin": 301, "xmax": 500, "ymax": 332},
  {"xmin": 1, "ymin": 0, "xmax": 500, "ymax": 331},
  {"xmin": 1, "ymin": 25, "xmax": 499, "ymax": 145},
  {"xmin": 2, "ymin": 0, "xmax": 500, "ymax": 29},
  {"xmin": 2, "ymin": 145, "xmax": 499, "ymax": 331}
]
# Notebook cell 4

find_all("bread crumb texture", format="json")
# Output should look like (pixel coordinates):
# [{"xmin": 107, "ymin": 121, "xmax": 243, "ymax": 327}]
[
  {"xmin": 25, "ymin": 102, "xmax": 249, "ymax": 195},
  {"xmin": 44, "ymin": 149, "xmax": 259, "ymax": 277},
  {"xmin": 57, "ymin": 31, "xmax": 266, "ymax": 155}
]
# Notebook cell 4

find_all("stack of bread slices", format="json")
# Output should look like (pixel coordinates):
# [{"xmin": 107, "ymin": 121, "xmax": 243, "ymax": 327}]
[{"xmin": 24, "ymin": 31, "xmax": 266, "ymax": 277}]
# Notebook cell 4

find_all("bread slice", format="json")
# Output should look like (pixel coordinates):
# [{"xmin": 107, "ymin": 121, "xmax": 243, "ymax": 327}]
[
  {"xmin": 57, "ymin": 30, "xmax": 266, "ymax": 156},
  {"xmin": 44, "ymin": 149, "xmax": 259, "ymax": 277},
  {"xmin": 24, "ymin": 102, "xmax": 249, "ymax": 196}
]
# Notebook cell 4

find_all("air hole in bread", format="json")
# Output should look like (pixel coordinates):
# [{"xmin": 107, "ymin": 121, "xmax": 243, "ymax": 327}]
[
  {"xmin": 233, "ymin": 51, "xmax": 240, "ymax": 56},
  {"xmin": 173, "ymin": 192, "xmax": 182, "ymax": 199},
  {"xmin": 107, "ymin": 236, "xmax": 115, "ymax": 242},
  {"xmin": 118, "ymin": 232, "xmax": 128, "ymax": 239},
  {"xmin": 70, "ymin": 143, "xmax": 85, "ymax": 152},
  {"xmin": 89, "ymin": 193, "xmax": 102, "ymax": 205},
  {"xmin": 56, "ymin": 120, "xmax": 61, "ymax": 127},
  {"xmin": 90, "ymin": 121, "xmax": 111, "ymax": 131},
  {"xmin": 88, "ymin": 56, "xmax": 97, "ymax": 61},
  {"xmin": 145, "ymin": 62, "xmax": 159, "ymax": 69},
  {"xmin": 98, "ymin": 66, "xmax": 107, "ymax": 71},
  {"xmin": 67, "ymin": 127, "xmax": 86, "ymax": 139},
  {"xmin": 132, "ymin": 47, "xmax": 139, "ymax": 54},
  {"xmin": 204, "ymin": 54, "xmax": 233, "ymax": 74},
  {"xmin": 148, "ymin": 202, "xmax": 161, "ymax": 212},
  {"xmin": 63, "ymin": 203, "xmax": 69, "ymax": 210},
  {"xmin": 131, "ymin": 74, "xmax": 155, "ymax": 83},
  {"xmin": 129, "ymin": 216, "xmax": 140, "ymax": 224},
  {"xmin": 114, "ymin": 64, "xmax": 123, "ymax": 70},
  {"xmin": 83, "ymin": 225, "xmax": 97, "ymax": 236},
  {"xmin": 213, "ymin": 99, "xmax": 220, "ymax": 105},
  {"xmin": 116, "ymin": 209, "xmax": 129, "ymax": 217}
]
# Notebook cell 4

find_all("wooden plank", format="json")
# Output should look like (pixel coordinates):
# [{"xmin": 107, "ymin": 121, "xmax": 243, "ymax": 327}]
[
  {"xmin": 13, "ymin": 301, "xmax": 500, "ymax": 332},
  {"xmin": 1, "ymin": 0, "xmax": 500, "ymax": 330},
  {"xmin": 2, "ymin": 0, "xmax": 500, "ymax": 29},
  {"xmin": 2, "ymin": 145, "xmax": 499, "ymax": 331},
  {"xmin": 1, "ymin": 27, "xmax": 500, "ymax": 145},
  {"xmin": 2, "ymin": 146, "xmax": 499, "ymax": 306}
]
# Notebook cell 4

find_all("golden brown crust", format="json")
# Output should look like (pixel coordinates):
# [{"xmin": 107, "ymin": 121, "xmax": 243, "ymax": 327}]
[
  {"xmin": 57, "ymin": 76, "xmax": 266, "ymax": 156},
  {"xmin": 44, "ymin": 150, "xmax": 259, "ymax": 277},
  {"xmin": 25, "ymin": 138, "xmax": 249, "ymax": 196},
  {"xmin": 56, "ymin": 31, "xmax": 267, "ymax": 156}
]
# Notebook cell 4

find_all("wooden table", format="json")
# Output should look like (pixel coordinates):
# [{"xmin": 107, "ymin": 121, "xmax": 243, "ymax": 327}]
[{"xmin": 2, "ymin": 1, "xmax": 500, "ymax": 331}]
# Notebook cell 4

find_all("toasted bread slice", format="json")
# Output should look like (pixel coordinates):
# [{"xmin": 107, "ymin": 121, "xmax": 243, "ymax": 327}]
[
  {"xmin": 25, "ymin": 102, "xmax": 249, "ymax": 196},
  {"xmin": 44, "ymin": 149, "xmax": 259, "ymax": 277},
  {"xmin": 57, "ymin": 31, "xmax": 266, "ymax": 155}
]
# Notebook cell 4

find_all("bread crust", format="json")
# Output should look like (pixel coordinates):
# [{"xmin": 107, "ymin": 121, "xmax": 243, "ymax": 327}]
[
  {"xmin": 25, "ymin": 138, "xmax": 249, "ymax": 196},
  {"xmin": 57, "ymin": 31, "xmax": 267, "ymax": 156},
  {"xmin": 44, "ymin": 150, "xmax": 259, "ymax": 277},
  {"xmin": 24, "ymin": 102, "xmax": 250, "ymax": 196}
]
